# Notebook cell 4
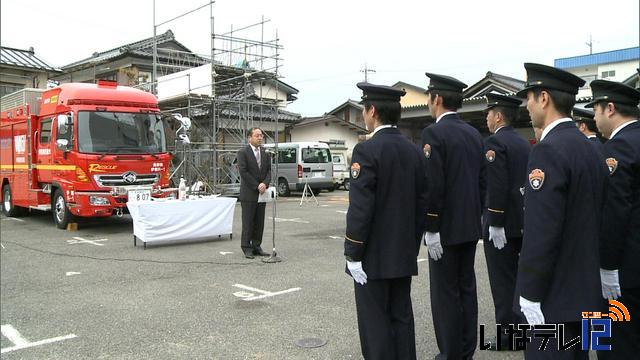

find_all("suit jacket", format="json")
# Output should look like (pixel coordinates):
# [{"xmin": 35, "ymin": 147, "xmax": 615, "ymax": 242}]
[
  {"xmin": 600, "ymin": 121, "xmax": 640, "ymax": 288},
  {"xmin": 237, "ymin": 145, "xmax": 272, "ymax": 202},
  {"xmin": 516, "ymin": 121, "xmax": 609, "ymax": 323},
  {"xmin": 588, "ymin": 135, "xmax": 606, "ymax": 155},
  {"xmin": 344, "ymin": 127, "xmax": 428, "ymax": 280},
  {"xmin": 421, "ymin": 113, "xmax": 486, "ymax": 245},
  {"xmin": 483, "ymin": 126, "xmax": 531, "ymax": 239}
]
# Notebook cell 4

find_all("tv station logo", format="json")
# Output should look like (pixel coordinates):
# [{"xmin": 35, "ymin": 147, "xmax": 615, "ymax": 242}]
[{"xmin": 479, "ymin": 300, "xmax": 631, "ymax": 351}]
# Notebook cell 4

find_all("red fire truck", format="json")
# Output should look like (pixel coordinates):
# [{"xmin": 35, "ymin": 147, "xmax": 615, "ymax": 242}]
[{"xmin": 1, "ymin": 81, "xmax": 174, "ymax": 228}]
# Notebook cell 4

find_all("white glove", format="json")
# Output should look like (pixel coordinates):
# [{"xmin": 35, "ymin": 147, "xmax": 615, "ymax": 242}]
[
  {"xmin": 423, "ymin": 232, "xmax": 443, "ymax": 261},
  {"xmin": 520, "ymin": 296, "xmax": 545, "ymax": 325},
  {"xmin": 347, "ymin": 261, "xmax": 367, "ymax": 285},
  {"xmin": 600, "ymin": 268, "xmax": 621, "ymax": 300},
  {"xmin": 488, "ymin": 226, "xmax": 507, "ymax": 250}
]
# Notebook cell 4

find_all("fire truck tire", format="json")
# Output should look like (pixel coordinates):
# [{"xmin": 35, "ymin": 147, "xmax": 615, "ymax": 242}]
[
  {"xmin": 52, "ymin": 189, "xmax": 74, "ymax": 229},
  {"xmin": 2, "ymin": 184, "xmax": 26, "ymax": 217}
]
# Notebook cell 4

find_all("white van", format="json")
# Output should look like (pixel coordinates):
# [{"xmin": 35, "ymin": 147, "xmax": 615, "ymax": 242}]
[{"xmin": 264, "ymin": 142, "xmax": 334, "ymax": 196}]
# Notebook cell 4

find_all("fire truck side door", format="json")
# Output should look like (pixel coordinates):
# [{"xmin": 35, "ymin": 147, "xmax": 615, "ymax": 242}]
[{"xmin": 36, "ymin": 118, "xmax": 53, "ymax": 183}]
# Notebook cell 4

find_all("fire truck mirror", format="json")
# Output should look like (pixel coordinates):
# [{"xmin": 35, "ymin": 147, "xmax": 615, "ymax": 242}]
[
  {"xmin": 57, "ymin": 114, "xmax": 70, "ymax": 135},
  {"xmin": 56, "ymin": 139, "xmax": 70, "ymax": 151}
]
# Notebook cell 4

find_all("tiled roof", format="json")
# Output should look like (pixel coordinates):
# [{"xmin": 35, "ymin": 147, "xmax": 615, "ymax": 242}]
[
  {"xmin": 61, "ymin": 30, "xmax": 206, "ymax": 70},
  {"xmin": 0, "ymin": 46, "xmax": 60, "ymax": 72}
]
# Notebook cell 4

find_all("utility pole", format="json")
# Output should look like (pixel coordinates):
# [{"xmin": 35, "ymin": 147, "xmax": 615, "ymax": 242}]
[
  {"xmin": 585, "ymin": 34, "xmax": 594, "ymax": 55},
  {"xmin": 360, "ymin": 63, "xmax": 376, "ymax": 83}
]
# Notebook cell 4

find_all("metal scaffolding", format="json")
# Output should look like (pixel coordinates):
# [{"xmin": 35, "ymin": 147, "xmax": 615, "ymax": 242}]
[{"xmin": 150, "ymin": 3, "xmax": 298, "ymax": 195}]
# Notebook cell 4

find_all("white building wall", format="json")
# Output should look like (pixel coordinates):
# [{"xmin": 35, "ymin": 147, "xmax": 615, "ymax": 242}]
[
  {"xmin": 565, "ymin": 59, "xmax": 639, "ymax": 98},
  {"xmin": 289, "ymin": 122, "xmax": 361, "ymax": 158}
]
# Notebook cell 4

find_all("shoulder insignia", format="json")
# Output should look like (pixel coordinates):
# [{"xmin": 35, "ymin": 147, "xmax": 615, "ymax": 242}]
[
  {"xmin": 351, "ymin": 162, "xmax": 361, "ymax": 179},
  {"xmin": 606, "ymin": 158, "xmax": 618, "ymax": 175},
  {"xmin": 423, "ymin": 144, "xmax": 431, "ymax": 159},
  {"xmin": 486, "ymin": 150, "xmax": 496, "ymax": 162},
  {"xmin": 528, "ymin": 168, "xmax": 545, "ymax": 190}
]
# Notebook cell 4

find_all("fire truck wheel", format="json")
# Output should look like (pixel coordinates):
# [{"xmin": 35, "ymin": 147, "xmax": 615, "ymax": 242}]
[
  {"xmin": 2, "ymin": 184, "xmax": 25, "ymax": 217},
  {"xmin": 53, "ymin": 189, "xmax": 74, "ymax": 229}
]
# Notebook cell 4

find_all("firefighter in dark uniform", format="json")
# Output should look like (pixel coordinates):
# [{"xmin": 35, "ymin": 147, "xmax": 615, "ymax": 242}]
[
  {"xmin": 344, "ymin": 82, "xmax": 428, "ymax": 360},
  {"xmin": 421, "ymin": 73, "xmax": 485, "ymax": 360},
  {"xmin": 481, "ymin": 93, "xmax": 531, "ymax": 351},
  {"xmin": 572, "ymin": 107, "xmax": 605, "ymax": 154},
  {"xmin": 587, "ymin": 79, "xmax": 640, "ymax": 359},
  {"xmin": 515, "ymin": 63, "xmax": 609, "ymax": 359}
]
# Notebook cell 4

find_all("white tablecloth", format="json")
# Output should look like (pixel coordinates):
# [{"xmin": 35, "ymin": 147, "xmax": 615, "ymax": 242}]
[{"xmin": 127, "ymin": 197, "xmax": 237, "ymax": 244}]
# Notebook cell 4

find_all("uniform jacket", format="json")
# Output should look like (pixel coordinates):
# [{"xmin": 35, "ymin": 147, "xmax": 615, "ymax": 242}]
[
  {"xmin": 483, "ymin": 126, "xmax": 531, "ymax": 239},
  {"xmin": 516, "ymin": 121, "xmax": 609, "ymax": 323},
  {"xmin": 600, "ymin": 121, "xmax": 640, "ymax": 288},
  {"xmin": 421, "ymin": 113, "xmax": 486, "ymax": 245},
  {"xmin": 344, "ymin": 127, "xmax": 428, "ymax": 279},
  {"xmin": 237, "ymin": 145, "xmax": 272, "ymax": 202}
]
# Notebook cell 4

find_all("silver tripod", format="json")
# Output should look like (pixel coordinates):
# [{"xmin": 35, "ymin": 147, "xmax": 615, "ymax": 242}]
[{"xmin": 299, "ymin": 177, "xmax": 319, "ymax": 207}]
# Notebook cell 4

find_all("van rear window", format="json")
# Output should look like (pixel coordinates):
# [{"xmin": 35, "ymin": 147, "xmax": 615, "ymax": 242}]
[{"xmin": 302, "ymin": 148, "xmax": 330, "ymax": 163}]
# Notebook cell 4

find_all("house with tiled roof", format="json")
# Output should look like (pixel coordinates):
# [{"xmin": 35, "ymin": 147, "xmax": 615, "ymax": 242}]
[{"xmin": 0, "ymin": 46, "xmax": 61, "ymax": 97}]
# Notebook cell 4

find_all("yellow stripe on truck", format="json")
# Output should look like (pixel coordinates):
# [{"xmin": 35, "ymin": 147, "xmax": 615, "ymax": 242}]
[
  {"xmin": 35, "ymin": 165, "xmax": 76, "ymax": 171},
  {"xmin": 0, "ymin": 164, "xmax": 29, "ymax": 170}
]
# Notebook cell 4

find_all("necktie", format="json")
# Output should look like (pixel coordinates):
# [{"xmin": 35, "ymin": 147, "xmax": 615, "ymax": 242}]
[{"xmin": 255, "ymin": 148, "xmax": 261, "ymax": 168}]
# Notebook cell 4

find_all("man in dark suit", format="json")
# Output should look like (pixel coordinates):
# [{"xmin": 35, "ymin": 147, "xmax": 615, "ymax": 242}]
[
  {"xmin": 421, "ymin": 73, "xmax": 485, "ymax": 360},
  {"xmin": 515, "ymin": 63, "xmax": 609, "ymax": 359},
  {"xmin": 344, "ymin": 82, "xmax": 427, "ymax": 360},
  {"xmin": 573, "ymin": 107, "xmax": 605, "ymax": 154},
  {"xmin": 237, "ymin": 127, "xmax": 271, "ymax": 259},
  {"xmin": 481, "ymin": 93, "xmax": 531, "ymax": 351},
  {"xmin": 588, "ymin": 79, "xmax": 640, "ymax": 359}
]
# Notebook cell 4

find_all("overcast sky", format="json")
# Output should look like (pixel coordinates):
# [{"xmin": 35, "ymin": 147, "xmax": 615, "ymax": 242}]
[{"xmin": 2, "ymin": 0, "xmax": 638, "ymax": 116}]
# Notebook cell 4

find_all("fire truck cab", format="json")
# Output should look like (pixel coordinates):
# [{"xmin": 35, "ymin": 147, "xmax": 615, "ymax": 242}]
[{"xmin": 1, "ymin": 81, "xmax": 175, "ymax": 228}]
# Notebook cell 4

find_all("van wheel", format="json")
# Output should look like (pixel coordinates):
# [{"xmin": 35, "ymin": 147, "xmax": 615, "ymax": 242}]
[
  {"xmin": 53, "ymin": 189, "xmax": 74, "ymax": 229},
  {"xmin": 2, "ymin": 184, "xmax": 26, "ymax": 217},
  {"xmin": 277, "ymin": 178, "xmax": 290, "ymax": 197},
  {"xmin": 343, "ymin": 180, "xmax": 350, "ymax": 191},
  {"xmin": 328, "ymin": 185, "xmax": 335, "ymax": 192}
]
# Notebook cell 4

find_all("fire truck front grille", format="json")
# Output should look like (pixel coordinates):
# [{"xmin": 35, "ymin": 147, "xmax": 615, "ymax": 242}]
[{"xmin": 94, "ymin": 173, "xmax": 159, "ymax": 188}]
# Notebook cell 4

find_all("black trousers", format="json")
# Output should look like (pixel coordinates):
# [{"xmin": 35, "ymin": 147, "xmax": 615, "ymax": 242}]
[
  {"xmin": 597, "ymin": 287, "xmax": 640, "ymax": 359},
  {"xmin": 240, "ymin": 201, "xmax": 266, "ymax": 251},
  {"xmin": 525, "ymin": 322, "xmax": 587, "ymax": 360},
  {"xmin": 484, "ymin": 236, "xmax": 525, "ymax": 343},
  {"xmin": 429, "ymin": 241, "xmax": 478, "ymax": 360},
  {"xmin": 354, "ymin": 277, "xmax": 416, "ymax": 360}
]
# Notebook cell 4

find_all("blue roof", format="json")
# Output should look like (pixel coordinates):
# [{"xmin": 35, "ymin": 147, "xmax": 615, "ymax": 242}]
[{"xmin": 554, "ymin": 47, "xmax": 639, "ymax": 69}]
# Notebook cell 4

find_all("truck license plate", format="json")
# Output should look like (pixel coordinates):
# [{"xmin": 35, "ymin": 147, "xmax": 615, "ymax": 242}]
[
  {"xmin": 128, "ymin": 189, "xmax": 151, "ymax": 202},
  {"xmin": 313, "ymin": 171, "xmax": 325, "ymax": 178}
]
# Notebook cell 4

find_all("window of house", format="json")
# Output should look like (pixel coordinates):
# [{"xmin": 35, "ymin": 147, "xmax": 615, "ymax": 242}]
[
  {"xmin": 40, "ymin": 119, "xmax": 52, "ymax": 144},
  {"xmin": 601, "ymin": 70, "xmax": 615, "ymax": 79},
  {"xmin": 344, "ymin": 110, "xmax": 350, "ymax": 122}
]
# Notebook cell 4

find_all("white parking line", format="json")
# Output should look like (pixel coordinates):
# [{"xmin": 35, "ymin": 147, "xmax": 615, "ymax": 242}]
[
  {"xmin": 1, "ymin": 243, "xmax": 5, "ymax": 249},
  {"xmin": 66, "ymin": 237, "xmax": 108, "ymax": 246},
  {"xmin": 2, "ymin": 218, "xmax": 25, "ymax": 222},
  {"xmin": 232, "ymin": 284, "xmax": 301, "ymax": 301},
  {"xmin": 267, "ymin": 217, "xmax": 310, "ymax": 224},
  {"xmin": 329, "ymin": 236, "xmax": 342, "ymax": 240},
  {"xmin": 0, "ymin": 324, "xmax": 77, "ymax": 354},
  {"xmin": 219, "ymin": 251, "xmax": 233, "ymax": 255},
  {"xmin": 335, "ymin": 210, "xmax": 347, "ymax": 215}
]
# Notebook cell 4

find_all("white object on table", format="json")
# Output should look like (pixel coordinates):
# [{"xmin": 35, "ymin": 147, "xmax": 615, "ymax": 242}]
[{"xmin": 127, "ymin": 197, "xmax": 237, "ymax": 244}]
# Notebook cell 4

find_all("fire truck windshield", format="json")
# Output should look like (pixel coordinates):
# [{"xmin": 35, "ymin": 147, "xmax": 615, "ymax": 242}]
[{"xmin": 77, "ymin": 111, "xmax": 166, "ymax": 154}]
